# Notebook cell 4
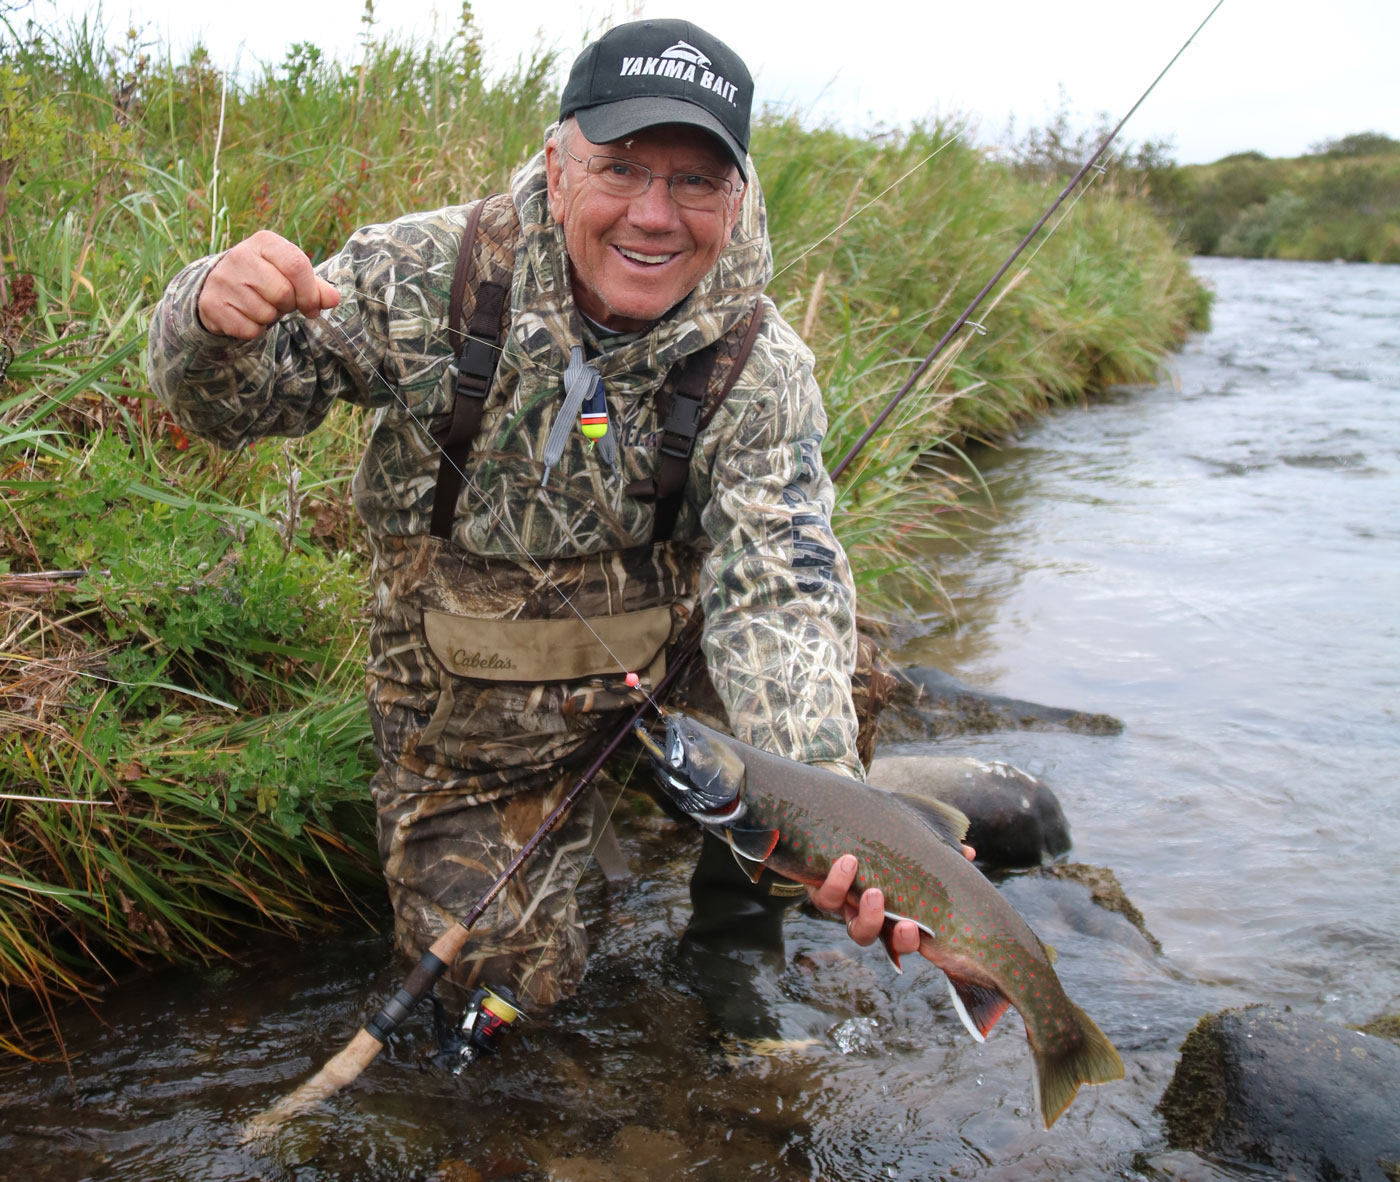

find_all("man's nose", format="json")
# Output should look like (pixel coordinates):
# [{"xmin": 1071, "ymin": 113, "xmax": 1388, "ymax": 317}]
[{"xmin": 627, "ymin": 176, "xmax": 684, "ymax": 231}]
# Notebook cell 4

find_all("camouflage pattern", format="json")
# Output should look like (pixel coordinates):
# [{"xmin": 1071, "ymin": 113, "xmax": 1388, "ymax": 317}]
[
  {"xmin": 374, "ymin": 757, "xmax": 607, "ymax": 1011},
  {"xmin": 148, "ymin": 130, "xmax": 877, "ymax": 1004}
]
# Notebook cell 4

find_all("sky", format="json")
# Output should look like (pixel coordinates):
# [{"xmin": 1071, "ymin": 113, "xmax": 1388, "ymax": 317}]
[{"xmin": 21, "ymin": 0, "xmax": 1400, "ymax": 165}]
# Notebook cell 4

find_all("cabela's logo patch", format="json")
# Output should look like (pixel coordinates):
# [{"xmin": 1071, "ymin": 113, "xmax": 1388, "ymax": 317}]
[
  {"xmin": 618, "ymin": 40, "xmax": 741, "ymax": 105},
  {"xmin": 449, "ymin": 648, "xmax": 514, "ymax": 671}
]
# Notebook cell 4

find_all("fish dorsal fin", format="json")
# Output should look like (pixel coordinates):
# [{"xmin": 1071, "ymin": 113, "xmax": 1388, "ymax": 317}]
[
  {"xmin": 725, "ymin": 827, "xmax": 781, "ymax": 883},
  {"xmin": 892, "ymin": 791, "xmax": 970, "ymax": 849},
  {"xmin": 1042, "ymin": 941, "xmax": 1059, "ymax": 965}
]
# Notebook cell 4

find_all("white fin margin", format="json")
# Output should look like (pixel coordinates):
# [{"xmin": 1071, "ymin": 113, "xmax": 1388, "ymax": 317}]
[{"xmin": 946, "ymin": 976, "xmax": 987, "ymax": 1044}]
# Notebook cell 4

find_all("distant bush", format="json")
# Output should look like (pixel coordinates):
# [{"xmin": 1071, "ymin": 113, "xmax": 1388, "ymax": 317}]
[
  {"xmin": 1308, "ymin": 131, "xmax": 1400, "ymax": 158},
  {"xmin": 1147, "ymin": 133, "xmax": 1400, "ymax": 261}
]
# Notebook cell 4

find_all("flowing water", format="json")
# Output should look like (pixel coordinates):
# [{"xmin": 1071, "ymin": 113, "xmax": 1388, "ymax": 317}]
[{"xmin": 3, "ymin": 257, "xmax": 1398, "ymax": 1180}]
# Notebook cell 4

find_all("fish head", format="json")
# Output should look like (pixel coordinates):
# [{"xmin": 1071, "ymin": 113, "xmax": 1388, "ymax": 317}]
[{"xmin": 635, "ymin": 711, "xmax": 747, "ymax": 823}]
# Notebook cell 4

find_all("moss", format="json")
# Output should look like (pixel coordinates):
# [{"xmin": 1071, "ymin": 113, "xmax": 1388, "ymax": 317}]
[
  {"xmin": 1064, "ymin": 710, "xmax": 1125, "ymax": 736},
  {"xmin": 1042, "ymin": 863, "xmax": 1163, "ymax": 953},
  {"xmin": 1158, "ymin": 1012, "xmax": 1229, "ymax": 1149},
  {"xmin": 1353, "ymin": 1013, "xmax": 1400, "ymax": 1045}
]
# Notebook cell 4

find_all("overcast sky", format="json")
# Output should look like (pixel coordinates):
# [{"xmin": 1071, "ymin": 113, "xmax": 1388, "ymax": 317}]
[{"xmin": 22, "ymin": 0, "xmax": 1400, "ymax": 164}]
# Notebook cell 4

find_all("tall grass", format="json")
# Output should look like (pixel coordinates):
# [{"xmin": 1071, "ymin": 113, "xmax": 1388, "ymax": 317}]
[{"xmin": 0, "ymin": 10, "xmax": 1206, "ymax": 1051}]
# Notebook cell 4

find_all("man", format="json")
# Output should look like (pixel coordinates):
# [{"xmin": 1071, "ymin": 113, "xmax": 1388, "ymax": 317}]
[{"xmin": 148, "ymin": 18, "xmax": 940, "ymax": 1014}]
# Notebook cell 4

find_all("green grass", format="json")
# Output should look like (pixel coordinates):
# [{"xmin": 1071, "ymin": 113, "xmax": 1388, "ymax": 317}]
[{"xmin": 0, "ymin": 10, "xmax": 1206, "ymax": 1052}]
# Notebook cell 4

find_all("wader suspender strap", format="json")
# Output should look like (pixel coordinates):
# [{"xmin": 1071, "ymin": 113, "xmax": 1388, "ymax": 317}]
[
  {"xmin": 430, "ymin": 198, "xmax": 509, "ymax": 540},
  {"xmin": 635, "ymin": 300, "xmax": 767, "ymax": 543},
  {"xmin": 429, "ymin": 195, "xmax": 766, "ymax": 545}
]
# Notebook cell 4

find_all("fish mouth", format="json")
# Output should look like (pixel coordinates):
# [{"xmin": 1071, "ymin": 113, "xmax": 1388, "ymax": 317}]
[{"xmin": 696, "ymin": 795, "xmax": 745, "ymax": 824}]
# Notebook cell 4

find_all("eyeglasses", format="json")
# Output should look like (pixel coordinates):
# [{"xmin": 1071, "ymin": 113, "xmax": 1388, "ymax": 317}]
[{"xmin": 561, "ymin": 147, "xmax": 738, "ymax": 211}]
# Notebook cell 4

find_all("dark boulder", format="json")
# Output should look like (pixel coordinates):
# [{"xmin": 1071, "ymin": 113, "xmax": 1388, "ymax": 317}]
[
  {"xmin": 866, "ymin": 753, "xmax": 1071, "ymax": 868},
  {"xmin": 880, "ymin": 666, "xmax": 1123, "ymax": 743},
  {"xmin": 1159, "ymin": 1005, "xmax": 1400, "ymax": 1181}
]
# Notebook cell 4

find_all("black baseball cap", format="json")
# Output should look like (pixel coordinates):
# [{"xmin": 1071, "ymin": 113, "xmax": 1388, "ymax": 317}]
[{"xmin": 559, "ymin": 19, "xmax": 752, "ymax": 177}]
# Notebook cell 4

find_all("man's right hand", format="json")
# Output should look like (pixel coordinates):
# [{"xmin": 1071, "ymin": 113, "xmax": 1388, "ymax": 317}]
[{"xmin": 197, "ymin": 230, "xmax": 341, "ymax": 340}]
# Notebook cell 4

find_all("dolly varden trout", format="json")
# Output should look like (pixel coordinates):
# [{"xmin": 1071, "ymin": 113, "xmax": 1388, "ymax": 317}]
[{"xmin": 636, "ymin": 710, "xmax": 1124, "ymax": 1128}]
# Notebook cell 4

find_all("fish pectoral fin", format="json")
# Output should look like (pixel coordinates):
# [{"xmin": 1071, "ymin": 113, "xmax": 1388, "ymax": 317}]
[
  {"xmin": 724, "ymin": 827, "xmax": 781, "ymax": 883},
  {"xmin": 877, "ymin": 921, "xmax": 905, "ymax": 975},
  {"xmin": 945, "ymin": 974, "xmax": 1012, "ymax": 1043},
  {"xmin": 725, "ymin": 826, "xmax": 781, "ymax": 862},
  {"xmin": 892, "ymin": 791, "xmax": 970, "ymax": 849}
]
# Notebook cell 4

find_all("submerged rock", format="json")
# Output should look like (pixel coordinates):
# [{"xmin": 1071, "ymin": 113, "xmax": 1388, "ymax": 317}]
[
  {"xmin": 1036, "ymin": 862, "xmax": 1162, "ymax": 954},
  {"xmin": 880, "ymin": 665, "xmax": 1124, "ymax": 743},
  {"xmin": 1159, "ymin": 1005, "xmax": 1400, "ymax": 1181},
  {"xmin": 866, "ymin": 753, "xmax": 1071, "ymax": 868}
]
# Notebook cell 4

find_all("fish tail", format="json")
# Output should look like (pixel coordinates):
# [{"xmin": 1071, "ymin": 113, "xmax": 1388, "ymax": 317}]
[{"xmin": 1031, "ymin": 1002, "xmax": 1124, "ymax": 1129}]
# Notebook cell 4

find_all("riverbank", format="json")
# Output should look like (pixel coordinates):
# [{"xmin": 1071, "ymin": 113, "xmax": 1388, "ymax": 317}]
[{"xmin": 0, "ymin": 14, "xmax": 1207, "ymax": 1052}]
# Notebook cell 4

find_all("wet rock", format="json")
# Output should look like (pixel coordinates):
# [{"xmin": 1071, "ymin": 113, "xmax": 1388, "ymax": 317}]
[
  {"xmin": 866, "ymin": 753, "xmax": 1071, "ymax": 868},
  {"xmin": 1159, "ymin": 1005, "xmax": 1400, "ymax": 1181},
  {"xmin": 1037, "ymin": 863, "xmax": 1161, "ymax": 953},
  {"xmin": 880, "ymin": 665, "xmax": 1124, "ymax": 743}
]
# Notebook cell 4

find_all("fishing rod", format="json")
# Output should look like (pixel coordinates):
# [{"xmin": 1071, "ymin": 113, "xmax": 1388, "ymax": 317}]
[
  {"xmin": 245, "ymin": 0, "xmax": 1223, "ymax": 1137},
  {"xmin": 833, "ymin": 0, "xmax": 1224, "ymax": 481}
]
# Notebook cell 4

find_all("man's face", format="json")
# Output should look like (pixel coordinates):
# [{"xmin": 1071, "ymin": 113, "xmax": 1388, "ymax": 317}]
[{"xmin": 546, "ymin": 122, "xmax": 745, "ymax": 332}]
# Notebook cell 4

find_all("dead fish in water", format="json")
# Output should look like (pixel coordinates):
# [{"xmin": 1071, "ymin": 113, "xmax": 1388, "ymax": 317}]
[{"xmin": 635, "ymin": 710, "xmax": 1124, "ymax": 1128}]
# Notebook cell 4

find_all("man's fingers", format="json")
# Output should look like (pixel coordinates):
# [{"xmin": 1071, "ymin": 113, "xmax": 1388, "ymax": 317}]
[
  {"xmin": 252, "ymin": 232, "xmax": 331, "ymax": 319},
  {"xmin": 314, "ymin": 277, "xmax": 341, "ymax": 315},
  {"xmin": 198, "ymin": 231, "xmax": 337, "ymax": 338},
  {"xmin": 844, "ymin": 884, "xmax": 887, "ymax": 946},
  {"xmin": 808, "ymin": 854, "xmax": 858, "ymax": 914}
]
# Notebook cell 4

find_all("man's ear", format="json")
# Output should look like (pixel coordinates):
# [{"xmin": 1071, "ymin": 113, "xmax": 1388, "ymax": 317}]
[
  {"xmin": 545, "ymin": 138, "xmax": 567, "ymax": 222},
  {"xmin": 726, "ymin": 180, "xmax": 747, "ymax": 239}
]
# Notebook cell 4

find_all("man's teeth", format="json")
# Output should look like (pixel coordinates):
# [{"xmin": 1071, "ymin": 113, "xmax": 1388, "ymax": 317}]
[{"xmin": 617, "ymin": 247, "xmax": 672, "ymax": 264}]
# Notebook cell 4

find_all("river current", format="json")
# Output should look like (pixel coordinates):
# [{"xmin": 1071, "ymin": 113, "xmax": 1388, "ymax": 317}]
[{"xmin": 2, "ymin": 257, "xmax": 1396, "ymax": 1179}]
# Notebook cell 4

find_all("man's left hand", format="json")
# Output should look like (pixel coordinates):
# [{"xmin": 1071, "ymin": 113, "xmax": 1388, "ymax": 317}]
[{"xmin": 809, "ymin": 848, "xmax": 975, "ymax": 954}]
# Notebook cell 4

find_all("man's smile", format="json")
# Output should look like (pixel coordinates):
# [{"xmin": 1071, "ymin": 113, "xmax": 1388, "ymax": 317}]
[{"xmin": 614, "ymin": 245, "xmax": 678, "ymax": 266}]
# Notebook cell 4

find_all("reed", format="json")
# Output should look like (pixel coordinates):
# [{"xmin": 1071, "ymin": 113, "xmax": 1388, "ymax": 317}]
[{"xmin": 0, "ymin": 11, "xmax": 1206, "ymax": 1050}]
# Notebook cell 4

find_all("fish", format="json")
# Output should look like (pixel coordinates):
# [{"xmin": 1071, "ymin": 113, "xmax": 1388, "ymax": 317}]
[{"xmin": 635, "ymin": 710, "xmax": 1124, "ymax": 1129}]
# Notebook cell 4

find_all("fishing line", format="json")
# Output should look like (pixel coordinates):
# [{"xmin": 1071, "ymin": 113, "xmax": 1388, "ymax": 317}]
[
  {"xmin": 830, "ymin": 0, "xmax": 1227, "ymax": 481},
  {"xmin": 310, "ymin": 313, "xmax": 660, "ymax": 705},
  {"xmin": 1017, "ymin": 151, "xmax": 1119, "ymax": 272},
  {"xmin": 514, "ymin": 743, "xmax": 641, "ymax": 1002},
  {"xmin": 769, "ymin": 132, "xmax": 964, "ymax": 284}
]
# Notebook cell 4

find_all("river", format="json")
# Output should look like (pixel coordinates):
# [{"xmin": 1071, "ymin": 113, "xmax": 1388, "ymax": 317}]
[{"xmin": 2, "ymin": 257, "xmax": 1397, "ymax": 1180}]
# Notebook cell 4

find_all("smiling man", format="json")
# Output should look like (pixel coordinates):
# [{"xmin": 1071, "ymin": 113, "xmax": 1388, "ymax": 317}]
[{"xmin": 148, "ymin": 18, "xmax": 925, "ymax": 1025}]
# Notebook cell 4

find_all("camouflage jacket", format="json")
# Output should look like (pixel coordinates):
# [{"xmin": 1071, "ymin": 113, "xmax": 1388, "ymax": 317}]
[{"xmin": 147, "ymin": 139, "xmax": 864, "ymax": 778}]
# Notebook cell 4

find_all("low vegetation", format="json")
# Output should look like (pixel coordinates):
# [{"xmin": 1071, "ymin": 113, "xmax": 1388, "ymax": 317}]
[
  {"xmin": 0, "ymin": 9, "xmax": 1206, "ymax": 1052},
  {"xmin": 1144, "ymin": 131, "xmax": 1400, "ymax": 262}
]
